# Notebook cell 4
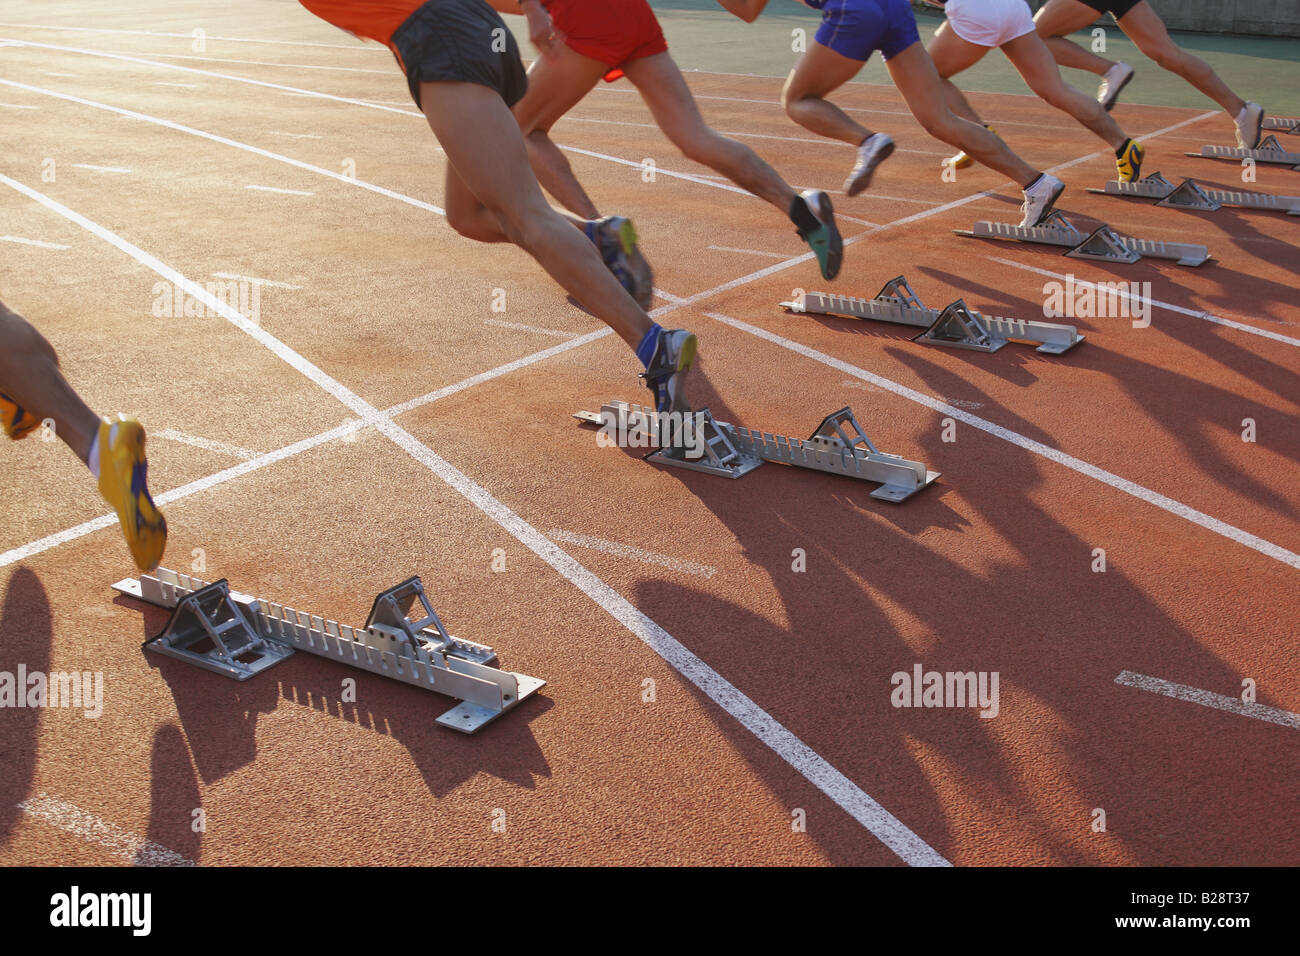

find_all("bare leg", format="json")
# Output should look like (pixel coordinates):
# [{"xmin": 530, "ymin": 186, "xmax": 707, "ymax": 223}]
[
  {"xmin": 624, "ymin": 52, "xmax": 796, "ymax": 212},
  {"xmin": 511, "ymin": 46, "xmax": 609, "ymax": 219},
  {"xmin": 885, "ymin": 42, "xmax": 1040, "ymax": 186},
  {"xmin": 1116, "ymin": 1, "xmax": 1245, "ymax": 114},
  {"xmin": 927, "ymin": 20, "xmax": 994, "ymax": 125},
  {"xmin": 1001, "ymin": 31, "xmax": 1127, "ymax": 150},
  {"xmin": 1034, "ymin": 0, "xmax": 1117, "ymax": 75},
  {"xmin": 781, "ymin": 40, "xmax": 875, "ymax": 146},
  {"xmin": 0, "ymin": 301, "xmax": 98, "ymax": 462},
  {"xmin": 424, "ymin": 81, "xmax": 651, "ymax": 349}
]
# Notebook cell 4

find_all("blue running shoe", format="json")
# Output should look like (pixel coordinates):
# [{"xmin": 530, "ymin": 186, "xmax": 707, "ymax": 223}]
[
  {"xmin": 591, "ymin": 215, "xmax": 654, "ymax": 310},
  {"xmin": 642, "ymin": 329, "xmax": 698, "ymax": 415}
]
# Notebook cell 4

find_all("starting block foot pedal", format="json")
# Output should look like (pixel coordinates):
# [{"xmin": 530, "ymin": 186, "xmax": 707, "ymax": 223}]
[
  {"xmin": 144, "ymin": 579, "xmax": 294, "ymax": 680},
  {"xmin": 1067, "ymin": 225, "xmax": 1142, "ymax": 264},
  {"xmin": 914, "ymin": 300, "xmax": 1003, "ymax": 353},
  {"xmin": 1156, "ymin": 179, "xmax": 1222, "ymax": 211}
]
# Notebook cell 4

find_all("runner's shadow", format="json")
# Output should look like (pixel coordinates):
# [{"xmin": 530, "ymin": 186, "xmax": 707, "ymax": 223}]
[
  {"xmin": 141, "ymin": 723, "xmax": 202, "ymax": 864},
  {"xmin": 0, "ymin": 567, "xmax": 51, "ymax": 847}
]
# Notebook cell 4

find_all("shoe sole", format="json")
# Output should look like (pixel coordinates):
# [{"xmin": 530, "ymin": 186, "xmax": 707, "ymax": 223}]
[
  {"xmin": 844, "ymin": 139, "xmax": 895, "ymax": 197},
  {"xmin": 614, "ymin": 218, "xmax": 655, "ymax": 310},
  {"xmin": 660, "ymin": 333, "xmax": 698, "ymax": 416},
  {"xmin": 807, "ymin": 192, "xmax": 843, "ymax": 281},
  {"xmin": 1100, "ymin": 70, "xmax": 1133, "ymax": 112},
  {"xmin": 101, "ymin": 420, "xmax": 167, "ymax": 571},
  {"xmin": 1239, "ymin": 108, "xmax": 1263, "ymax": 150}
]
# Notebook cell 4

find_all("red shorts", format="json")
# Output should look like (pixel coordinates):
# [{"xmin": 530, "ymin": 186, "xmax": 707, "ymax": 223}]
[{"xmin": 543, "ymin": 0, "xmax": 668, "ymax": 82}]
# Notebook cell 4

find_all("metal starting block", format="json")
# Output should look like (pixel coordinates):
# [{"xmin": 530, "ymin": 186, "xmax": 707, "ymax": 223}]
[
  {"xmin": 782, "ymin": 276, "xmax": 1083, "ymax": 355},
  {"xmin": 955, "ymin": 209, "xmax": 1209, "ymax": 267},
  {"xmin": 113, "ymin": 568, "xmax": 544, "ymax": 733},
  {"xmin": 1264, "ymin": 117, "xmax": 1300, "ymax": 134},
  {"xmin": 1089, "ymin": 171, "xmax": 1300, "ymax": 216},
  {"xmin": 1188, "ymin": 135, "xmax": 1300, "ymax": 169},
  {"xmin": 575, "ymin": 400, "xmax": 939, "ymax": 502}
]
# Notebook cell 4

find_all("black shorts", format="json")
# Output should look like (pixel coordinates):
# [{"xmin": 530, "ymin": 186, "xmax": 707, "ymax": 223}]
[
  {"xmin": 1078, "ymin": 0, "xmax": 1142, "ymax": 20},
  {"xmin": 390, "ymin": 0, "xmax": 528, "ymax": 110}
]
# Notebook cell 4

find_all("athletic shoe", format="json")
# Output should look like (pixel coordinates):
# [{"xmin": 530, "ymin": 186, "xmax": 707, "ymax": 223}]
[
  {"xmin": 845, "ymin": 132, "xmax": 895, "ymax": 196},
  {"xmin": 642, "ymin": 329, "xmax": 698, "ymax": 416},
  {"xmin": 1098, "ymin": 62, "xmax": 1134, "ymax": 112},
  {"xmin": 0, "ymin": 390, "xmax": 39, "ymax": 440},
  {"xmin": 1234, "ymin": 101, "xmax": 1264, "ymax": 149},
  {"xmin": 797, "ymin": 189, "xmax": 843, "ymax": 280},
  {"xmin": 1115, "ymin": 138, "xmax": 1145, "ymax": 183},
  {"xmin": 591, "ymin": 215, "xmax": 654, "ymax": 311},
  {"xmin": 944, "ymin": 124, "xmax": 996, "ymax": 170},
  {"xmin": 1020, "ymin": 174, "xmax": 1066, "ymax": 228},
  {"xmin": 97, "ymin": 414, "xmax": 167, "ymax": 571}
]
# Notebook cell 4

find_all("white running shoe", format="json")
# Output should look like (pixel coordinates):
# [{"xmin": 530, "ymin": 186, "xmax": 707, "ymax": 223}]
[
  {"xmin": 1234, "ymin": 101, "xmax": 1264, "ymax": 149},
  {"xmin": 1098, "ymin": 62, "xmax": 1134, "ymax": 112},
  {"xmin": 1020, "ymin": 174, "xmax": 1065, "ymax": 228},
  {"xmin": 844, "ymin": 132, "xmax": 895, "ymax": 197}
]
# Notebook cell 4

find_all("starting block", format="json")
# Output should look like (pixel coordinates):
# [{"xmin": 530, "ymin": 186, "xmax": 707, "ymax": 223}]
[
  {"xmin": 113, "ymin": 568, "xmax": 544, "ymax": 733},
  {"xmin": 782, "ymin": 276, "xmax": 1083, "ymax": 355},
  {"xmin": 955, "ymin": 210, "xmax": 1210, "ymax": 267},
  {"xmin": 574, "ymin": 400, "xmax": 939, "ymax": 502},
  {"xmin": 1188, "ymin": 135, "xmax": 1300, "ymax": 169},
  {"xmin": 1263, "ymin": 117, "xmax": 1300, "ymax": 134},
  {"xmin": 1089, "ymin": 171, "xmax": 1300, "ymax": 216}
]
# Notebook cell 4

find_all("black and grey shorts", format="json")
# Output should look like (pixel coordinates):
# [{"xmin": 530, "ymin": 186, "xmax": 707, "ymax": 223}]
[
  {"xmin": 389, "ymin": 0, "xmax": 529, "ymax": 110},
  {"xmin": 1078, "ymin": 0, "xmax": 1143, "ymax": 21}
]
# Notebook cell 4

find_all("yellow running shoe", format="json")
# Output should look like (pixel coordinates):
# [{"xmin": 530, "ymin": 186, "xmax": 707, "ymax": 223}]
[
  {"xmin": 944, "ymin": 124, "xmax": 995, "ymax": 170},
  {"xmin": 0, "ymin": 390, "xmax": 40, "ymax": 440},
  {"xmin": 1116, "ymin": 138, "xmax": 1145, "ymax": 183},
  {"xmin": 97, "ymin": 414, "xmax": 167, "ymax": 571}
]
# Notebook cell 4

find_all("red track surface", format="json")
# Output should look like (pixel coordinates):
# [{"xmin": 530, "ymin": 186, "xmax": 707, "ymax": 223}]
[{"xmin": 1, "ymin": 6, "xmax": 1297, "ymax": 867}]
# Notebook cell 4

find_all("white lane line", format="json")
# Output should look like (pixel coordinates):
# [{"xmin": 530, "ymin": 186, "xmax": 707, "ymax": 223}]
[
  {"xmin": 123, "ymin": 51, "xmax": 393, "ymax": 75},
  {"xmin": 708, "ymin": 245, "xmax": 788, "ymax": 259},
  {"xmin": 1115, "ymin": 671, "xmax": 1300, "ymax": 729},
  {"xmin": 0, "ymin": 23, "xmax": 383, "ymax": 50},
  {"xmin": 267, "ymin": 131, "xmax": 322, "ymax": 139},
  {"xmin": 991, "ymin": 257, "xmax": 1300, "ymax": 349},
  {"xmin": 70, "ymin": 163, "xmax": 130, "ymax": 173},
  {"xmin": 547, "ymin": 529, "xmax": 719, "ymax": 578},
  {"xmin": 704, "ymin": 309, "xmax": 1300, "ymax": 570},
  {"xmin": 246, "ymin": 184, "xmax": 314, "ymax": 196},
  {"xmin": 153, "ymin": 429, "xmax": 259, "ymax": 460},
  {"xmin": 18, "ymin": 793, "xmax": 196, "ymax": 867},
  {"xmin": 44, "ymin": 71, "xmax": 77, "ymax": 77},
  {"xmin": 211, "ymin": 271, "xmax": 302, "ymax": 290},
  {"xmin": 0, "ymin": 102, "xmax": 38, "ymax": 109},
  {"xmin": 838, "ymin": 214, "xmax": 883, "ymax": 228},
  {"xmin": 153, "ymin": 81, "xmax": 198, "ymax": 89},
  {"xmin": 559, "ymin": 143, "xmax": 754, "ymax": 196},
  {"xmin": 0, "ymin": 79, "xmax": 446, "ymax": 215},
  {"xmin": 484, "ymin": 319, "xmax": 581, "ymax": 339},
  {"xmin": 0, "ymin": 175, "xmax": 949, "ymax": 868},
  {"xmin": 0, "ymin": 234, "xmax": 68, "ymax": 249}
]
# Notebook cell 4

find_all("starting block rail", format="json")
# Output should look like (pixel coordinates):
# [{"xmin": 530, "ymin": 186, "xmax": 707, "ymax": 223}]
[
  {"xmin": 782, "ymin": 276, "xmax": 1084, "ymax": 355},
  {"xmin": 955, "ymin": 210, "xmax": 1209, "ymax": 267},
  {"xmin": 1088, "ymin": 171, "xmax": 1300, "ymax": 216},
  {"xmin": 574, "ymin": 400, "xmax": 938, "ymax": 502},
  {"xmin": 1263, "ymin": 117, "xmax": 1299, "ymax": 134},
  {"xmin": 113, "ymin": 568, "xmax": 544, "ymax": 733},
  {"xmin": 1188, "ymin": 135, "xmax": 1300, "ymax": 169}
]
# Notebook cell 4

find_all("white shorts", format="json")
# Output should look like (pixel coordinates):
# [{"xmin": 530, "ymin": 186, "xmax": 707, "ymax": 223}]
[{"xmin": 944, "ymin": 0, "xmax": 1035, "ymax": 48}]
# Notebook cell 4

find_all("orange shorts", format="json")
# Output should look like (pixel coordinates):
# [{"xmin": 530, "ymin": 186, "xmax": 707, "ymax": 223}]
[{"xmin": 542, "ymin": 0, "xmax": 668, "ymax": 82}]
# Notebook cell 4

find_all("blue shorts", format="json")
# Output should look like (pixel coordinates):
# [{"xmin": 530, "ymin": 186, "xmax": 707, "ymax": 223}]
[{"xmin": 811, "ymin": 0, "xmax": 920, "ymax": 63}]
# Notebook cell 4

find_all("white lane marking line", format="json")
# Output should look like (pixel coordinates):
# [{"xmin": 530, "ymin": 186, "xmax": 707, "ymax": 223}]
[
  {"xmin": 44, "ymin": 71, "xmax": 77, "ymax": 77},
  {"xmin": 246, "ymin": 184, "xmax": 314, "ymax": 196},
  {"xmin": 153, "ymin": 429, "xmax": 259, "ymax": 460},
  {"xmin": 991, "ymin": 257, "xmax": 1300, "ymax": 349},
  {"xmin": 0, "ymin": 234, "xmax": 68, "ymax": 249},
  {"xmin": 267, "ymin": 131, "xmax": 322, "ymax": 139},
  {"xmin": 483, "ymin": 319, "xmax": 580, "ymax": 339},
  {"xmin": 1115, "ymin": 671, "xmax": 1300, "ymax": 729},
  {"xmin": 1, "ymin": 175, "xmax": 949, "ymax": 868},
  {"xmin": 18, "ymin": 793, "xmax": 196, "ymax": 866},
  {"xmin": 941, "ymin": 398, "xmax": 985, "ymax": 410},
  {"xmin": 0, "ymin": 23, "xmax": 383, "ymax": 50},
  {"xmin": 70, "ymin": 163, "xmax": 130, "ymax": 173},
  {"xmin": 708, "ymin": 245, "xmax": 788, "ymax": 259},
  {"xmin": 0, "ymin": 102, "xmax": 38, "ymax": 109},
  {"xmin": 704, "ymin": 309, "xmax": 1300, "ymax": 570},
  {"xmin": 153, "ymin": 81, "xmax": 198, "ymax": 89},
  {"xmin": 211, "ymin": 271, "xmax": 302, "ymax": 290},
  {"xmin": 0, "ymin": 79, "xmax": 446, "ymax": 215},
  {"xmin": 559, "ymin": 143, "xmax": 754, "ymax": 196},
  {"xmin": 547, "ymin": 529, "xmax": 719, "ymax": 578},
  {"xmin": 838, "ymin": 214, "xmax": 882, "ymax": 228},
  {"xmin": 124, "ymin": 51, "xmax": 393, "ymax": 75}
]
